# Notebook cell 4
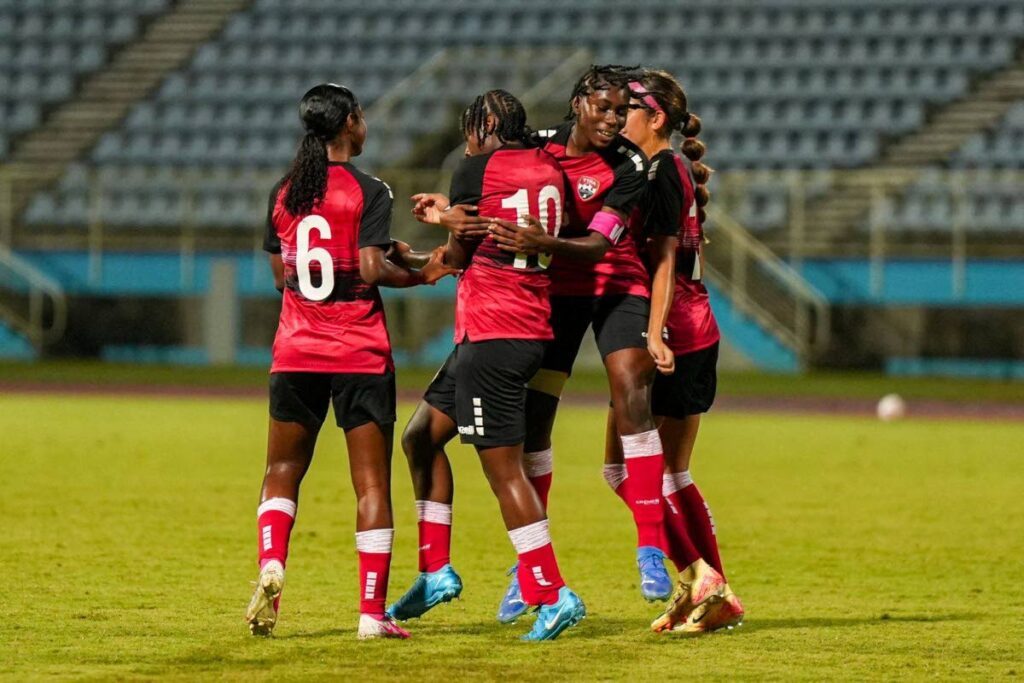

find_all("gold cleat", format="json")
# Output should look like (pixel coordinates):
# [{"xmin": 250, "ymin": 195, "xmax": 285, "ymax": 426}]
[
  {"xmin": 246, "ymin": 560, "xmax": 285, "ymax": 636},
  {"xmin": 650, "ymin": 558, "xmax": 726, "ymax": 633},
  {"xmin": 671, "ymin": 584, "xmax": 745, "ymax": 636}
]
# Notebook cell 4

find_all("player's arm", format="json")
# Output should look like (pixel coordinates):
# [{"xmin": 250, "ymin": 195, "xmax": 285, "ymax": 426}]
[
  {"xmin": 646, "ymin": 234, "xmax": 677, "ymax": 375},
  {"xmin": 442, "ymin": 232, "xmax": 479, "ymax": 271},
  {"xmin": 359, "ymin": 180, "xmax": 456, "ymax": 287},
  {"xmin": 360, "ymin": 245, "xmax": 454, "ymax": 287},
  {"xmin": 262, "ymin": 179, "xmax": 286, "ymax": 292},
  {"xmin": 487, "ymin": 207, "xmax": 625, "ymax": 264}
]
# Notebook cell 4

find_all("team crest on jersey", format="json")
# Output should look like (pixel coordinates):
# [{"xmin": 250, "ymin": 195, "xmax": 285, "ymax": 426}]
[{"xmin": 577, "ymin": 176, "xmax": 600, "ymax": 201}]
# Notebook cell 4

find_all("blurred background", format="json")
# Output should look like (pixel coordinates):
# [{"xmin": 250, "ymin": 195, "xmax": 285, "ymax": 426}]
[{"xmin": 1, "ymin": 0, "xmax": 1022, "ymax": 379}]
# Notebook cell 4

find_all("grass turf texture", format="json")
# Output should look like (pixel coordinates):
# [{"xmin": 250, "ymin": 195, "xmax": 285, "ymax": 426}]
[
  {"xmin": 3, "ymin": 393, "xmax": 1023, "ymax": 680},
  {"xmin": 3, "ymin": 359, "xmax": 1024, "ymax": 403}
]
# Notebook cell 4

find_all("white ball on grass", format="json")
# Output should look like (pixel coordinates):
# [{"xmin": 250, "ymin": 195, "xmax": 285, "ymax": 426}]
[{"xmin": 877, "ymin": 393, "xmax": 906, "ymax": 421}]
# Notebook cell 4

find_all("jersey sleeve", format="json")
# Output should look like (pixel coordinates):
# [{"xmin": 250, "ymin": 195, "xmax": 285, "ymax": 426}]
[
  {"xmin": 358, "ymin": 177, "xmax": 394, "ymax": 250},
  {"xmin": 262, "ymin": 179, "xmax": 285, "ymax": 254},
  {"xmin": 448, "ymin": 154, "xmax": 488, "ymax": 206},
  {"xmin": 643, "ymin": 156, "xmax": 685, "ymax": 238},
  {"xmin": 603, "ymin": 141, "xmax": 648, "ymax": 215}
]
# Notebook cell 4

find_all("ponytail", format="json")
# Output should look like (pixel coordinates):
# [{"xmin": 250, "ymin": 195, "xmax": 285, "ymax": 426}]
[
  {"xmin": 284, "ymin": 132, "xmax": 330, "ymax": 216},
  {"xmin": 283, "ymin": 83, "xmax": 359, "ymax": 217},
  {"xmin": 679, "ymin": 113, "xmax": 713, "ymax": 226}
]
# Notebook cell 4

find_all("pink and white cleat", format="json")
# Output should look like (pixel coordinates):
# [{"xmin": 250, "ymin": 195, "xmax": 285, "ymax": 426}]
[{"xmin": 357, "ymin": 613, "xmax": 411, "ymax": 640}]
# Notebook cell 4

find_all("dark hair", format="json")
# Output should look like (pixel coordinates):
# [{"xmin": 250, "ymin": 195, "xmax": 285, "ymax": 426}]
[
  {"xmin": 460, "ymin": 89, "xmax": 534, "ymax": 146},
  {"xmin": 283, "ymin": 83, "xmax": 359, "ymax": 216},
  {"xmin": 564, "ymin": 64, "xmax": 640, "ymax": 121},
  {"xmin": 632, "ymin": 69, "xmax": 712, "ymax": 224}
]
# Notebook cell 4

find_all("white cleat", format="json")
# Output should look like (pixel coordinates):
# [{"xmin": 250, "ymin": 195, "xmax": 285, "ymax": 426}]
[
  {"xmin": 357, "ymin": 613, "xmax": 411, "ymax": 640},
  {"xmin": 246, "ymin": 560, "xmax": 284, "ymax": 636}
]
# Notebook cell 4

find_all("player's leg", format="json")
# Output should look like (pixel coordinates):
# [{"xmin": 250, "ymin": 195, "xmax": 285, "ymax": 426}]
[
  {"xmin": 334, "ymin": 371, "xmax": 409, "ymax": 640},
  {"xmin": 652, "ymin": 343, "xmax": 739, "ymax": 634},
  {"xmin": 388, "ymin": 352, "xmax": 462, "ymax": 621},
  {"xmin": 247, "ymin": 373, "xmax": 328, "ymax": 636},
  {"xmin": 596, "ymin": 295, "xmax": 672, "ymax": 602},
  {"xmin": 499, "ymin": 298, "xmax": 591, "ymax": 620},
  {"xmin": 460, "ymin": 339, "xmax": 585, "ymax": 640}
]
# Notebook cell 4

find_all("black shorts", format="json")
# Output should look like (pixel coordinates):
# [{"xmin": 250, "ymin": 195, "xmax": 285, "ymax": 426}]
[
  {"xmin": 651, "ymin": 342, "xmax": 719, "ymax": 418},
  {"xmin": 269, "ymin": 371, "xmax": 396, "ymax": 432},
  {"xmin": 423, "ymin": 339, "xmax": 545, "ymax": 448},
  {"xmin": 541, "ymin": 294, "xmax": 650, "ymax": 375}
]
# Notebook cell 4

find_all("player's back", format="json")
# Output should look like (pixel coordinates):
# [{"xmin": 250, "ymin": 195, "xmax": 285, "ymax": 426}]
[
  {"xmin": 267, "ymin": 162, "xmax": 394, "ymax": 373},
  {"xmin": 449, "ymin": 146, "xmax": 567, "ymax": 342}
]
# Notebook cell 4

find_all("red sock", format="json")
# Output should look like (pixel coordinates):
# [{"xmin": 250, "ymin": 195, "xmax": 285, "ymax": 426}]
[
  {"xmin": 675, "ymin": 472, "xmax": 725, "ymax": 578},
  {"xmin": 621, "ymin": 430, "xmax": 665, "ymax": 549},
  {"xmin": 356, "ymin": 528, "xmax": 394, "ymax": 617},
  {"xmin": 416, "ymin": 500, "xmax": 452, "ymax": 572},
  {"xmin": 524, "ymin": 449, "xmax": 553, "ymax": 510},
  {"xmin": 508, "ymin": 520, "xmax": 565, "ymax": 606},
  {"xmin": 662, "ymin": 476, "xmax": 702, "ymax": 572},
  {"xmin": 257, "ymin": 498, "xmax": 296, "ymax": 568}
]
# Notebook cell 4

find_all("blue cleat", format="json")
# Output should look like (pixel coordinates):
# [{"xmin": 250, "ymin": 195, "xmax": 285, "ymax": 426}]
[
  {"xmin": 497, "ymin": 563, "xmax": 529, "ymax": 624},
  {"xmin": 521, "ymin": 586, "xmax": 586, "ymax": 641},
  {"xmin": 386, "ymin": 564, "xmax": 463, "ymax": 621},
  {"xmin": 637, "ymin": 546, "xmax": 672, "ymax": 602}
]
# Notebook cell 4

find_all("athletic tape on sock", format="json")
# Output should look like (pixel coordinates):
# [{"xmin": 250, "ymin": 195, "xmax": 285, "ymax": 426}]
[
  {"xmin": 257, "ymin": 497, "xmax": 297, "ymax": 519},
  {"xmin": 355, "ymin": 528, "xmax": 395, "ymax": 554},
  {"xmin": 603, "ymin": 463, "xmax": 628, "ymax": 491},
  {"xmin": 524, "ymin": 448, "xmax": 554, "ymax": 478},
  {"xmin": 620, "ymin": 429, "xmax": 663, "ymax": 459},
  {"xmin": 507, "ymin": 519, "xmax": 552, "ymax": 554},
  {"xmin": 415, "ymin": 500, "xmax": 453, "ymax": 525}
]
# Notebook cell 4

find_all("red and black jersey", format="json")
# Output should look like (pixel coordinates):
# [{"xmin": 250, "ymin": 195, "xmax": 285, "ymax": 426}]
[
  {"xmin": 448, "ymin": 145, "xmax": 568, "ymax": 342},
  {"xmin": 263, "ymin": 162, "xmax": 394, "ymax": 374},
  {"xmin": 636, "ymin": 149, "xmax": 720, "ymax": 355},
  {"xmin": 538, "ymin": 122, "xmax": 649, "ymax": 298}
]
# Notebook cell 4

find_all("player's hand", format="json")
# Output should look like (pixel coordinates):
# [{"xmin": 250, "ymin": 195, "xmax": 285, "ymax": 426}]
[
  {"xmin": 411, "ymin": 193, "xmax": 450, "ymax": 225},
  {"xmin": 648, "ymin": 335, "xmax": 675, "ymax": 375},
  {"xmin": 488, "ymin": 216, "xmax": 548, "ymax": 255},
  {"xmin": 420, "ymin": 246, "xmax": 460, "ymax": 285},
  {"xmin": 438, "ymin": 204, "xmax": 491, "ymax": 240}
]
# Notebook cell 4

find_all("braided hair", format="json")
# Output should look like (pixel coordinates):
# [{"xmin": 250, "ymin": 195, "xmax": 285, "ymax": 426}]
[
  {"xmin": 284, "ymin": 83, "xmax": 359, "ymax": 216},
  {"xmin": 565, "ymin": 64, "xmax": 641, "ymax": 121},
  {"xmin": 631, "ymin": 69, "xmax": 712, "ymax": 225},
  {"xmin": 460, "ymin": 89, "xmax": 535, "ymax": 146}
]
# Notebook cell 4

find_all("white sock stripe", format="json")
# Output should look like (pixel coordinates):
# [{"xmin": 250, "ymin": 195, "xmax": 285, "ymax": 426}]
[
  {"xmin": 355, "ymin": 528, "xmax": 394, "ymax": 553},
  {"xmin": 673, "ymin": 470, "xmax": 694, "ymax": 489},
  {"xmin": 603, "ymin": 464, "xmax": 628, "ymax": 491},
  {"xmin": 662, "ymin": 473, "xmax": 681, "ymax": 496},
  {"xmin": 415, "ymin": 500, "xmax": 453, "ymax": 525},
  {"xmin": 507, "ymin": 519, "xmax": 551, "ymax": 554},
  {"xmin": 523, "ymin": 448, "xmax": 554, "ymax": 477},
  {"xmin": 257, "ymin": 497, "xmax": 297, "ymax": 519},
  {"xmin": 620, "ymin": 429, "xmax": 663, "ymax": 459}
]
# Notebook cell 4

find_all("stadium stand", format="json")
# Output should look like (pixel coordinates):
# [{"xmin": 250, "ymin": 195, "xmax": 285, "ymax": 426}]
[{"xmin": 13, "ymin": 0, "xmax": 1024, "ymax": 232}]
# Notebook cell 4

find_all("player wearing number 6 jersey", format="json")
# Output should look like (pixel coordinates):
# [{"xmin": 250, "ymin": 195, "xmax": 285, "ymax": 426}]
[
  {"xmin": 247, "ymin": 84, "xmax": 454, "ymax": 640},
  {"xmin": 390, "ymin": 90, "xmax": 585, "ymax": 641}
]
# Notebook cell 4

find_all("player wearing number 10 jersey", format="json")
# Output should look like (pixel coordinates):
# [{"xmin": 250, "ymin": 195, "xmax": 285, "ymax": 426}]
[
  {"xmin": 390, "ymin": 90, "xmax": 585, "ymax": 641},
  {"xmin": 247, "ymin": 84, "xmax": 453, "ymax": 641}
]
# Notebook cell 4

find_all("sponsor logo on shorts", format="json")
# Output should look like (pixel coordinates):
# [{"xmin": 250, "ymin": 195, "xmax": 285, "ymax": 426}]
[{"xmin": 458, "ymin": 425, "xmax": 475, "ymax": 436}]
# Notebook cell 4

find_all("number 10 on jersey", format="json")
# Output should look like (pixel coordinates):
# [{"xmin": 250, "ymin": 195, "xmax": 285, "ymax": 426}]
[{"xmin": 500, "ymin": 185, "xmax": 562, "ymax": 270}]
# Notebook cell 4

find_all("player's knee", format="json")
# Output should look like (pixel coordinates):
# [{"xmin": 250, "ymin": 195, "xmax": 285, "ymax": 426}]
[{"xmin": 265, "ymin": 459, "xmax": 307, "ymax": 484}]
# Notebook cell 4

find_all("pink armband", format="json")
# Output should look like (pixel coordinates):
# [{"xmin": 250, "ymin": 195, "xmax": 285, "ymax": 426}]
[{"xmin": 588, "ymin": 211, "xmax": 626, "ymax": 244}]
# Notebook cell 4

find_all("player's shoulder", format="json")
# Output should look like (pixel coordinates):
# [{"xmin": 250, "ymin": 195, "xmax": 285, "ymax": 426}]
[
  {"xmin": 536, "ymin": 122, "xmax": 572, "ymax": 147},
  {"xmin": 340, "ymin": 162, "xmax": 394, "ymax": 202},
  {"xmin": 649, "ymin": 149, "xmax": 684, "ymax": 183},
  {"xmin": 601, "ymin": 135, "xmax": 648, "ymax": 176}
]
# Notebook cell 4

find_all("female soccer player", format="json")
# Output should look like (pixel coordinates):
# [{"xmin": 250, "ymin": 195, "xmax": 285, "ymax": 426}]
[
  {"xmin": 618, "ymin": 69, "xmax": 744, "ymax": 634},
  {"xmin": 389, "ymin": 90, "xmax": 586, "ymax": 641},
  {"xmin": 246, "ymin": 83, "xmax": 454, "ymax": 640},
  {"xmin": 488, "ymin": 65, "xmax": 675, "ymax": 618}
]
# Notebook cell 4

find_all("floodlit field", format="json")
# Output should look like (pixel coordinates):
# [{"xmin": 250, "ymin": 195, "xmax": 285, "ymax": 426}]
[{"xmin": 3, "ymin": 389, "xmax": 1023, "ymax": 680}]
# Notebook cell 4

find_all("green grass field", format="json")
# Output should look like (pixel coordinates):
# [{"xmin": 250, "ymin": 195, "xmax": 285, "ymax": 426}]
[{"xmin": 3, "ymin": 390, "xmax": 1023, "ymax": 680}]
